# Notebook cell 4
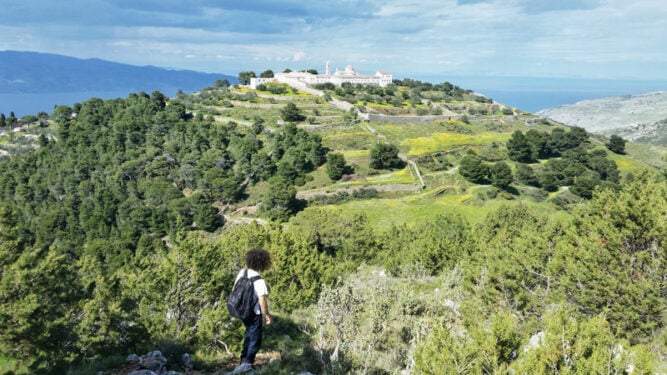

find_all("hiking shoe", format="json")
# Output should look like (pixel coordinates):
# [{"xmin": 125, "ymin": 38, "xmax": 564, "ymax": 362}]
[{"xmin": 232, "ymin": 362, "xmax": 255, "ymax": 374}]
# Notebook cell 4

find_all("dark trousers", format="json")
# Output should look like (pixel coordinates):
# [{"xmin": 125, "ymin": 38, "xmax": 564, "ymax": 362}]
[{"xmin": 241, "ymin": 314, "xmax": 262, "ymax": 364}]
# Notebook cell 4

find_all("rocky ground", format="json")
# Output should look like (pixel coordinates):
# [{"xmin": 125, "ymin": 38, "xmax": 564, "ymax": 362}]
[
  {"xmin": 110, "ymin": 350, "xmax": 286, "ymax": 375},
  {"xmin": 537, "ymin": 91, "xmax": 667, "ymax": 135}
]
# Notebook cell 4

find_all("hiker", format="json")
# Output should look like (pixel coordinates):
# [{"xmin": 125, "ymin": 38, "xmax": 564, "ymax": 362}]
[{"xmin": 233, "ymin": 248, "xmax": 272, "ymax": 371}]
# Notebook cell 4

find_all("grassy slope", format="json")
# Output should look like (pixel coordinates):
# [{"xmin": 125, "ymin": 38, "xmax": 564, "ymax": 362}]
[
  {"xmin": 294, "ymin": 91, "xmax": 659, "ymax": 229},
  {"xmin": 331, "ymin": 190, "xmax": 570, "ymax": 229}
]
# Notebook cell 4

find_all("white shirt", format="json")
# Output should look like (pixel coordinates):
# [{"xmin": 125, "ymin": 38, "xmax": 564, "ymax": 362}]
[{"xmin": 235, "ymin": 268, "xmax": 268, "ymax": 315}]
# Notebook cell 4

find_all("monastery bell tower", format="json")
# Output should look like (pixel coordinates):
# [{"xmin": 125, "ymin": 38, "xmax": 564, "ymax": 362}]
[{"xmin": 325, "ymin": 61, "xmax": 331, "ymax": 75}]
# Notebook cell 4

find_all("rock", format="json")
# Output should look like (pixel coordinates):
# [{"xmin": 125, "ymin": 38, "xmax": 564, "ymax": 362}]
[
  {"xmin": 443, "ymin": 299, "xmax": 461, "ymax": 316},
  {"xmin": 524, "ymin": 331, "xmax": 545, "ymax": 352},
  {"xmin": 120, "ymin": 350, "xmax": 187, "ymax": 375},
  {"xmin": 226, "ymin": 362, "xmax": 257, "ymax": 375},
  {"xmin": 142, "ymin": 350, "xmax": 168, "ymax": 372},
  {"xmin": 181, "ymin": 352, "xmax": 194, "ymax": 371}
]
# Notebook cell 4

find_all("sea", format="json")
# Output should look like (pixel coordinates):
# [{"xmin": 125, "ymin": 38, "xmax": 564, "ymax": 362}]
[
  {"xmin": 0, "ymin": 89, "xmax": 188, "ymax": 118},
  {"xmin": 1, "ymin": 77, "xmax": 666, "ymax": 117},
  {"xmin": 415, "ymin": 76, "xmax": 667, "ymax": 113},
  {"xmin": 0, "ymin": 91, "xmax": 136, "ymax": 118}
]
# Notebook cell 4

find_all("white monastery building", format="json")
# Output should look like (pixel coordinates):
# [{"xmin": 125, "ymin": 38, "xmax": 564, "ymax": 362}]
[{"xmin": 250, "ymin": 62, "xmax": 392, "ymax": 89}]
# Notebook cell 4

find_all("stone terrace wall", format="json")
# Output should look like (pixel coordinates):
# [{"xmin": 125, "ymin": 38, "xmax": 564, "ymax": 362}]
[{"xmin": 366, "ymin": 113, "xmax": 461, "ymax": 124}]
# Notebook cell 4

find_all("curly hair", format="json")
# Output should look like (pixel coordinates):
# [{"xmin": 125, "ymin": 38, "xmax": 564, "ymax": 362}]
[{"xmin": 245, "ymin": 248, "xmax": 272, "ymax": 272}]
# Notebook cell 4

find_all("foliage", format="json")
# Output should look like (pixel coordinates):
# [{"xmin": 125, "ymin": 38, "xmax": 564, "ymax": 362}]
[
  {"xmin": 553, "ymin": 171, "xmax": 666, "ymax": 342},
  {"xmin": 511, "ymin": 306, "xmax": 654, "ymax": 374},
  {"xmin": 490, "ymin": 161, "xmax": 513, "ymax": 189},
  {"xmin": 0, "ymin": 79, "xmax": 664, "ymax": 373},
  {"xmin": 414, "ymin": 311, "xmax": 521, "ymax": 374},
  {"xmin": 237, "ymin": 71, "xmax": 256, "ymax": 85},
  {"xmin": 515, "ymin": 163, "xmax": 540, "ymax": 187},
  {"xmin": 0, "ymin": 91, "xmax": 334, "ymax": 371},
  {"xmin": 314, "ymin": 283, "xmax": 362, "ymax": 373},
  {"xmin": 529, "ymin": 146, "xmax": 621, "ymax": 198},
  {"xmin": 325, "ymin": 152, "xmax": 347, "ymax": 181},
  {"xmin": 402, "ymin": 132, "xmax": 512, "ymax": 156},
  {"xmin": 507, "ymin": 130, "xmax": 535, "ymax": 162},
  {"xmin": 459, "ymin": 154, "xmax": 490, "ymax": 184},
  {"xmin": 280, "ymin": 102, "xmax": 306, "ymax": 123},
  {"xmin": 0, "ymin": 245, "xmax": 81, "ymax": 372},
  {"xmin": 381, "ymin": 213, "xmax": 472, "ymax": 276},
  {"xmin": 369, "ymin": 142, "xmax": 404, "ymax": 170},
  {"xmin": 260, "ymin": 176, "xmax": 300, "ymax": 222},
  {"xmin": 465, "ymin": 205, "xmax": 564, "ymax": 320},
  {"xmin": 607, "ymin": 134, "xmax": 627, "ymax": 154},
  {"xmin": 271, "ymin": 122, "xmax": 327, "ymax": 184},
  {"xmin": 412, "ymin": 153, "xmax": 452, "ymax": 172},
  {"xmin": 309, "ymin": 188, "xmax": 380, "ymax": 205},
  {"xmin": 259, "ymin": 69, "xmax": 274, "ymax": 78},
  {"xmin": 507, "ymin": 127, "xmax": 589, "ymax": 163}
]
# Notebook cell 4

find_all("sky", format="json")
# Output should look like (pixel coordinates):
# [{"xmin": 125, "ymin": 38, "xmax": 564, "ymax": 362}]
[{"xmin": 1, "ymin": 0, "xmax": 666, "ymax": 83}]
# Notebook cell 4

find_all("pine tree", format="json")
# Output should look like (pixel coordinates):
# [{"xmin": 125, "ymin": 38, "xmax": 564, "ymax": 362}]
[
  {"xmin": 326, "ymin": 152, "xmax": 347, "ymax": 181},
  {"xmin": 260, "ymin": 176, "xmax": 299, "ymax": 222},
  {"xmin": 466, "ymin": 204, "xmax": 564, "ymax": 318},
  {"xmin": 512, "ymin": 306, "xmax": 654, "ymax": 373},
  {"xmin": 459, "ymin": 154, "xmax": 489, "ymax": 183},
  {"xmin": 280, "ymin": 102, "xmax": 306, "ymax": 123},
  {"xmin": 554, "ymin": 171, "xmax": 666, "ymax": 342},
  {"xmin": 507, "ymin": 130, "xmax": 535, "ymax": 162},
  {"xmin": 606, "ymin": 134, "xmax": 626, "ymax": 154},
  {"xmin": 491, "ymin": 161, "xmax": 513, "ymax": 189},
  {"xmin": 369, "ymin": 142, "xmax": 403, "ymax": 170}
]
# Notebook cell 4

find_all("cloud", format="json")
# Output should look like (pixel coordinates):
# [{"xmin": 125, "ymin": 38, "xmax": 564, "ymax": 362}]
[
  {"xmin": 520, "ymin": 0, "xmax": 601, "ymax": 14},
  {"xmin": 292, "ymin": 51, "xmax": 306, "ymax": 62},
  {"xmin": 0, "ymin": 0, "xmax": 665, "ymax": 79}
]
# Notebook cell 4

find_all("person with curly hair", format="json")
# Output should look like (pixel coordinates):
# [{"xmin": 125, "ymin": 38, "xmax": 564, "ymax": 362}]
[{"xmin": 233, "ymin": 248, "xmax": 272, "ymax": 372}]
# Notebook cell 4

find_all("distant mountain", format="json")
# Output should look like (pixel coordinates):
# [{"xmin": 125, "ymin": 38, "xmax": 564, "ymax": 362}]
[
  {"xmin": 0, "ymin": 50, "xmax": 237, "ymax": 94},
  {"xmin": 537, "ymin": 91, "xmax": 667, "ymax": 144}
]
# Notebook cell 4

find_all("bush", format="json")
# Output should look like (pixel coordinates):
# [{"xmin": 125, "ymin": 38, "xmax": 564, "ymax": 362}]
[
  {"xmin": 326, "ymin": 153, "xmax": 347, "ymax": 181},
  {"xmin": 280, "ymin": 103, "xmax": 306, "ymax": 123},
  {"xmin": 606, "ymin": 134, "xmax": 626, "ymax": 154},
  {"xmin": 459, "ymin": 155, "xmax": 490, "ymax": 184},
  {"xmin": 515, "ymin": 163, "xmax": 540, "ymax": 187},
  {"xmin": 369, "ymin": 143, "xmax": 404, "ymax": 170},
  {"xmin": 491, "ymin": 161, "xmax": 513, "ymax": 189}
]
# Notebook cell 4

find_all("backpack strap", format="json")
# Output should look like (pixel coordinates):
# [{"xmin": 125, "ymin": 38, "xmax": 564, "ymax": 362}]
[
  {"xmin": 249, "ymin": 275, "xmax": 262, "ymax": 282},
  {"xmin": 244, "ymin": 269, "xmax": 262, "ymax": 282}
]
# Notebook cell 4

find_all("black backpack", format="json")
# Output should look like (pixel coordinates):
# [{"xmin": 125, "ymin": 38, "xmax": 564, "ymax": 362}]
[{"xmin": 227, "ymin": 269, "xmax": 262, "ymax": 320}]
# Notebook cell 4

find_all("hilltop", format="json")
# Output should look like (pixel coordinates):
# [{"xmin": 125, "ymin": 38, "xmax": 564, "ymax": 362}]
[
  {"xmin": 174, "ymin": 78, "xmax": 664, "ymax": 226},
  {"xmin": 2, "ymin": 76, "xmax": 663, "ymax": 227},
  {"xmin": 0, "ymin": 50, "xmax": 237, "ymax": 94}
]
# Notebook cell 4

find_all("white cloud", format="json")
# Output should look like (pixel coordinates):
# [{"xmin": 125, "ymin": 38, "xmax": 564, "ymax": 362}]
[{"xmin": 0, "ymin": 0, "xmax": 665, "ymax": 79}]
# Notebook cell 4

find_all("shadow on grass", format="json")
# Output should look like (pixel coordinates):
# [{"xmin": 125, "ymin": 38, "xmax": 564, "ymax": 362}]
[{"xmin": 257, "ymin": 314, "xmax": 324, "ymax": 374}]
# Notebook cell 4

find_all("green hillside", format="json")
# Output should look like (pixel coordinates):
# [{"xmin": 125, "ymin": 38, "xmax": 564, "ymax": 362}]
[
  {"xmin": 0, "ymin": 79, "xmax": 664, "ymax": 374},
  {"xmin": 173, "ymin": 80, "xmax": 661, "ymax": 226}
]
